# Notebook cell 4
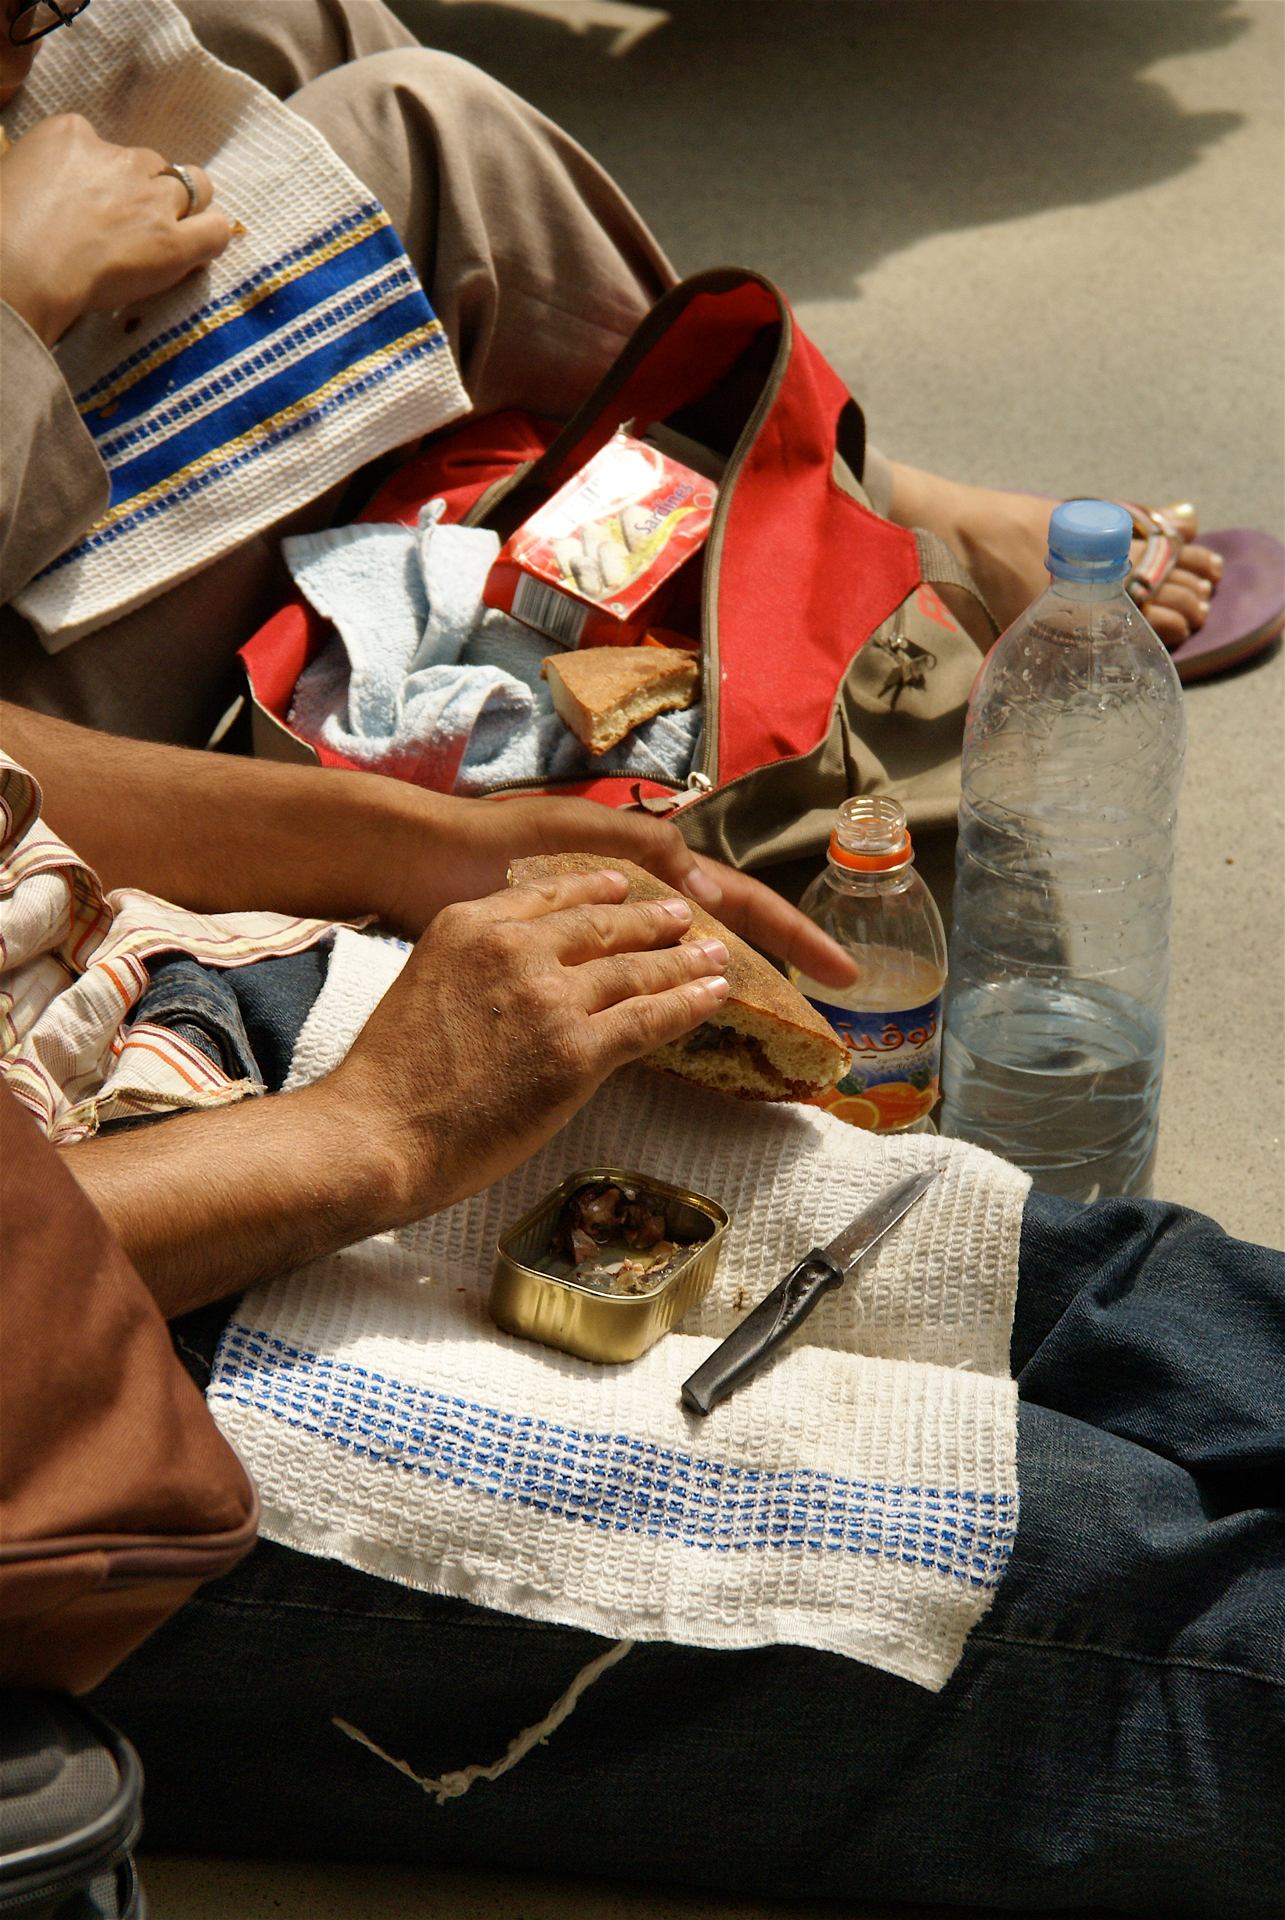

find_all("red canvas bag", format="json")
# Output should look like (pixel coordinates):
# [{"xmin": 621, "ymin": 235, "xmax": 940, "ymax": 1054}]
[{"xmin": 241, "ymin": 269, "xmax": 991, "ymax": 872}]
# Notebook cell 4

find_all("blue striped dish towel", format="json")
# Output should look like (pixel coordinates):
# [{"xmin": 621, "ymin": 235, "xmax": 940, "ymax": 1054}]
[
  {"xmin": 208, "ymin": 929, "xmax": 1027, "ymax": 1690},
  {"xmin": 6, "ymin": 0, "xmax": 468, "ymax": 649}
]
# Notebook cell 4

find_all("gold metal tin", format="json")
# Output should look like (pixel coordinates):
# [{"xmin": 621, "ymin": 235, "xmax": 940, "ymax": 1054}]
[{"xmin": 491, "ymin": 1167, "xmax": 729, "ymax": 1364}]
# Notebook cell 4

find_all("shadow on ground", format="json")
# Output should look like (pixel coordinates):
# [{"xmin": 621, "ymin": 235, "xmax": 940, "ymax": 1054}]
[{"xmin": 392, "ymin": 0, "xmax": 1243, "ymax": 289}]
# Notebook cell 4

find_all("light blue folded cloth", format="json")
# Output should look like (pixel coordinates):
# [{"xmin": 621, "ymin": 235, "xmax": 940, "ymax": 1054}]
[{"xmin": 284, "ymin": 503, "xmax": 703, "ymax": 794}]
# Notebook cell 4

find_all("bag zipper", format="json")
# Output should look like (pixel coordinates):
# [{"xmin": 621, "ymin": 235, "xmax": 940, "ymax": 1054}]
[{"xmin": 477, "ymin": 767, "xmax": 712, "ymax": 800}]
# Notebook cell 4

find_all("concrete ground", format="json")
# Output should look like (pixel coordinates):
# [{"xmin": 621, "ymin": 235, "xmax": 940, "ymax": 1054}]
[{"xmin": 145, "ymin": 1, "xmax": 1283, "ymax": 1915}]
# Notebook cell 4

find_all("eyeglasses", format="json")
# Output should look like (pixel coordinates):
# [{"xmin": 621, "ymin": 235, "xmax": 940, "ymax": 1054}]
[{"xmin": 7, "ymin": 0, "xmax": 90, "ymax": 46}]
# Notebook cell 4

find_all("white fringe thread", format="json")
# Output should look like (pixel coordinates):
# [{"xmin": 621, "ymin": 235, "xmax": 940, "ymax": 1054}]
[{"xmin": 333, "ymin": 1637, "xmax": 637, "ymax": 1806}]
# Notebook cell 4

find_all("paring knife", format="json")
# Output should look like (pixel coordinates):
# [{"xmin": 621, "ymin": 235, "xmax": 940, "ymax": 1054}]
[{"xmin": 680, "ymin": 1165, "xmax": 943, "ymax": 1415}]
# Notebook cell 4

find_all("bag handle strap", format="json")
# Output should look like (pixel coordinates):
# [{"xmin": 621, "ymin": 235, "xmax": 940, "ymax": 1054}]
[
  {"xmin": 467, "ymin": 270, "xmax": 802, "ymax": 539},
  {"xmin": 912, "ymin": 529, "xmax": 1000, "ymax": 640}
]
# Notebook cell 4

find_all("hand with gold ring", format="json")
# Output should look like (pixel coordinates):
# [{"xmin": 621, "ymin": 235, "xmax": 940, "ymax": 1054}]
[{"xmin": 0, "ymin": 113, "xmax": 234, "ymax": 346}]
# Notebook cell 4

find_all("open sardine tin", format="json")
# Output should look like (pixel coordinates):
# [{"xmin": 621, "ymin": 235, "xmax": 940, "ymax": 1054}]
[{"xmin": 491, "ymin": 1167, "xmax": 729, "ymax": 1364}]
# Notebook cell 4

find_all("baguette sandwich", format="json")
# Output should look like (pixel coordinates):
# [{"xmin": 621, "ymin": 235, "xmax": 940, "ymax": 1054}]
[
  {"xmin": 509, "ymin": 853, "xmax": 848, "ymax": 1102},
  {"xmin": 542, "ymin": 644, "xmax": 699, "ymax": 756}
]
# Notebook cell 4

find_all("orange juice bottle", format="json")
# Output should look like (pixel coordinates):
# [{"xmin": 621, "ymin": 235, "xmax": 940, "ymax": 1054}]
[{"xmin": 789, "ymin": 796, "xmax": 947, "ymax": 1133}]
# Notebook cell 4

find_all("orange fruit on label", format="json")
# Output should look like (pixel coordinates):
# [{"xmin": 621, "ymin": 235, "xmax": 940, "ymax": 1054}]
[
  {"xmin": 862, "ymin": 1081, "xmax": 937, "ymax": 1129},
  {"xmin": 826, "ymin": 1094, "xmax": 883, "ymax": 1130}
]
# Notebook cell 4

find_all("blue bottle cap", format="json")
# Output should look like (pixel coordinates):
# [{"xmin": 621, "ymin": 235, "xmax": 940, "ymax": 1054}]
[{"xmin": 1046, "ymin": 499, "xmax": 1133, "ymax": 581}]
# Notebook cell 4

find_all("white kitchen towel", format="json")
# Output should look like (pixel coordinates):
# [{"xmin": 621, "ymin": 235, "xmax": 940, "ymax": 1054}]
[
  {"xmin": 5, "ymin": 0, "xmax": 468, "ymax": 648},
  {"xmin": 208, "ymin": 927, "xmax": 1027, "ymax": 1691},
  {"xmin": 285, "ymin": 504, "xmax": 704, "ymax": 792}
]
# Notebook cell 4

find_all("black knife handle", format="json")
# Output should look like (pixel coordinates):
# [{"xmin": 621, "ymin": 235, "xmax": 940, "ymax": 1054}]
[{"xmin": 680, "ymin": 1250, "xmax": 844, "ymax": 1415}]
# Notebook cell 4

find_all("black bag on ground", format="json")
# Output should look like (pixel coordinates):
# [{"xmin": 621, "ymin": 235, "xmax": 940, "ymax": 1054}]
[{"xmin": 0, "ymin": 1694, "xmax": 144, "ymax": 1919}]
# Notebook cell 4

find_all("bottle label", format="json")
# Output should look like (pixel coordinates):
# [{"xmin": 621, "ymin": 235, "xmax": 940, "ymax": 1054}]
[{"xmin": 805, "ymin": 991, "xmax": 943, "ymax": 1132}]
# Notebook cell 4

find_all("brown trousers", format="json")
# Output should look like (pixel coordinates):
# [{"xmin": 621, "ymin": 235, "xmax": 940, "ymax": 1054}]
[{"xmin": 2, "ymin": 1, "xmax": 676, "ymax": 744}]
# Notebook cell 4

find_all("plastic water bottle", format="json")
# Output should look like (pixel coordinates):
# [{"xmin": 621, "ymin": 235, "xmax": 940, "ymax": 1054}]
[
  {"xmin": 790, "ymin": 795, "xmax": 947, "ymax": 1133},
  {"xmin": 940, "ymin": 499, "xmax": 1185, "ymax": 1200}
]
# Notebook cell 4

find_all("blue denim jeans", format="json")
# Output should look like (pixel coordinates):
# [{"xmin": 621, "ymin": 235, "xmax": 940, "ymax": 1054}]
[
  {"xmin": 94, "ymin": 959, "xmax": 1284, "ymax": 1914},
  {"xmin": 129, "ymin": 946, "xmax": 332, "ymax": 1093}
]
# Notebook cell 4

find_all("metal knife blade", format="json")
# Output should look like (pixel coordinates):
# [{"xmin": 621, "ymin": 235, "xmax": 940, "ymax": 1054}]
[
  {"xmin": 818, "ymin": 1165, "xmax": 944, "ymax": 1273},
  {"xmin": 679, "ymin": 1163, "xmax": 943, "ymax": 1416}
]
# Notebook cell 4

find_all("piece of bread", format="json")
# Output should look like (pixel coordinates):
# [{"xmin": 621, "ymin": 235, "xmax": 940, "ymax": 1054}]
[
  {"xmin": 542, "ymin": 644, "xmax": 699, "ymax": 756},
  {"xmin": 508, "ymin": 854, "xmax": 848, "ymax": 1102}
]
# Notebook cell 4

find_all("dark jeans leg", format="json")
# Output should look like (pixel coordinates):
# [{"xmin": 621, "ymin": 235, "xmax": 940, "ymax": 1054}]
[
  {"xmin": 94, "ymin": 1205, "xmax": 1284, "ymax": 1914},
  {"xmin": 1015, "ymin": 1191, "xmax": 1285, "ymax": 1509}
]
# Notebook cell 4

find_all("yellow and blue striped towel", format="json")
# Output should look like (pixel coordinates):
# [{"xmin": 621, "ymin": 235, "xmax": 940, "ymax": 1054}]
[{"xmin": 7, "ymin": 0, "xmax": 468, "ymax": 648}]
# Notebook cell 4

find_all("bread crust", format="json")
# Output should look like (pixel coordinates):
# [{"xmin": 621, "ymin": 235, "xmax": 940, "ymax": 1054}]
[
  {"xmin": 507, "ymin": 853, "xmax": 847, "ymax": 1097},
  {"xmin": 542, "ymin": 646, "xmax": 698, "ymax": 755}
]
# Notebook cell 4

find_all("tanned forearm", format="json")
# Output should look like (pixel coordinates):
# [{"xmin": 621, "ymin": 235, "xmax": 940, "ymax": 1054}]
[
  {"xmin": 0, "ymin": 700, "xmax": 427, "ymax": 925},
  {"xmin": 61, "ymin": 1079, "xmax": 408, "ymax": 1320},
  {"xmin": 0, "ymin": 700, "xmax": 861, "ymax": 986},
  {"xmin": 58, "ymin": 870, "xmax": 733, "ymax": 1322}
]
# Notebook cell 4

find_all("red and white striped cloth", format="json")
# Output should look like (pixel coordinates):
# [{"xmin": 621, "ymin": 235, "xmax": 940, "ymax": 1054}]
[{"xmin": 0, "ymin": 753, "xmax": 341, "ymax": 1142}]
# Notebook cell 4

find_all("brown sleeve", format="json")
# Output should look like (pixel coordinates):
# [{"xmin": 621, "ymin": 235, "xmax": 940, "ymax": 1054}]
[
  {"xmin": 176, "ymin": 0, "xmax": 419, "ymax": 100},
  {"xmin": 0, "ymin": 1084, "xmax": 259, "ymax": 1694},
  {"xmin": 0, "ymin": 303, "xmax": 110, "ymax": 605}
]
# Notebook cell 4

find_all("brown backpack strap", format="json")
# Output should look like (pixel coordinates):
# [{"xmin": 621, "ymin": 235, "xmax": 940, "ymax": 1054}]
[{"xmin": 913, "ymin": 529, "xmax": 1000, "ymax": 640}]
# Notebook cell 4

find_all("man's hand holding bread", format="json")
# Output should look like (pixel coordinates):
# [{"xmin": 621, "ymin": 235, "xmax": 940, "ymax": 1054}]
[
  {"xmin": 335, "ymin": 854, "xmax": 849, "ymax": 1227},
  {"xmin": 375, "ymin": 787, "xmax": 857, "ymax": 993},
  {"xmin": 332, "ymin": 866, "xmax": 734, "ymax": 1220}
]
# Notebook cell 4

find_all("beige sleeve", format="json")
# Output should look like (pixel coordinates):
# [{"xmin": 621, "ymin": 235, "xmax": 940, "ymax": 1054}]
[{"xmin": 0, "ymin": 303, "xmax": 109, "ymax": 606}]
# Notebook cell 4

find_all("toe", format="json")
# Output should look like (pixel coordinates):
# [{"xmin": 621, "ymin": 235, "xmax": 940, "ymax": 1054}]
[
  {"xmin": 1168, "ymin": 565, "xmax": 1212, "ymax": 602},
  {"xmin": 1144, "ymin": 601, "xmax": 1191, "ymax": 650},
  {"xmin": 1147, "ymin": 578, "xmax": 1207, "ymax": 634},
  {"xmin": 1179, "ymin": 540, "xmax": 1223, "ymax": 585}
]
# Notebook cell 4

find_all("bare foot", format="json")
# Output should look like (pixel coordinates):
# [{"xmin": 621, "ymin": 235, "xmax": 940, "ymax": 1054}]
[{"xmin": 888, "ymin": 464, "xmax": 1225, "ymax": 650}]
